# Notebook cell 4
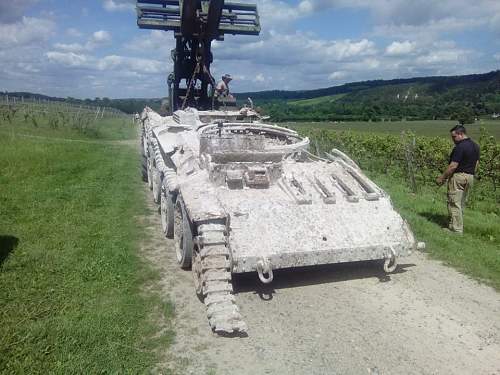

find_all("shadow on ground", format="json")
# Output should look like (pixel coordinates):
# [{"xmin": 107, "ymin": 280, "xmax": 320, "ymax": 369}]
[
  {"xmin": 0, "ymin": 235, "xmax": 19, "ymax": 266},
  {"xmin": 233, "ymin": 261, "xmax": 416, "ymax": 300},
  {"xmin": 419, "ymin": 211, "xmax": 448, "ymax": 227}
]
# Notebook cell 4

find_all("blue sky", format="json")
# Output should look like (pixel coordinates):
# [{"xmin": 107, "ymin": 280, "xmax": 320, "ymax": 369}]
[{"xmin": 1, "ymin": 0, "xmax": 500, "ymax": 98}]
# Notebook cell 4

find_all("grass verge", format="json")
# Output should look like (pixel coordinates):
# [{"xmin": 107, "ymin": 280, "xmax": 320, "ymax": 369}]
[
  {"xmin": 0, "ymin": 123, "xmax": 173, "ymax": 372},
  {"xmin": 371, "ymin": 172, "xmax": 500, "ymax": 290}
]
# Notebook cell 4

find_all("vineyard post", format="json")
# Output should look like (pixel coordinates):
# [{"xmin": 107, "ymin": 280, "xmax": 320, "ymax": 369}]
[
  {"xmin": 94, "ymin": 107, "xmax": 101, "ymax": 121},
  {"xmin": 403, "ymin": 131, "xmax": 417, "ymax": 193},
  {"xmin": 314, "ymin": 139, "xmax": 321, "ymax": 156}
]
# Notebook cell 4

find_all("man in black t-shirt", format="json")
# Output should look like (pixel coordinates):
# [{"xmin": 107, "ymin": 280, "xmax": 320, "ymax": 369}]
[{"xmin": 436, "ymin": 125, "xmax": 480, "ymax": 233}]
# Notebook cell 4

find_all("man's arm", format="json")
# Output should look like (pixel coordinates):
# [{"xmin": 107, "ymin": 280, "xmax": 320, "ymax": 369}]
[{"xmin": 436, "ymin": 162, "xmax": 458, "ymax": 185}]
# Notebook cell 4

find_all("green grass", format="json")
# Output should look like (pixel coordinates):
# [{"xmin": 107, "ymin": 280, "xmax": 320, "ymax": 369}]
[
  {"xmin": 0, "ymin": 106, "xmax": 135, "ymax": 141},
  {"xmin": 0, "ymin": 117, "xmax": 173, "ymax": 372},
  {"xmin": 287, "ymin": 119, "xmax": 500, "ymax": 139},
  {"xmin": 371, "ymin": 172, "xmax": 500, "ymax": 289},
  {"xmin": 287, "ymin": 93, "xmax": 347, "ymax": 106}
]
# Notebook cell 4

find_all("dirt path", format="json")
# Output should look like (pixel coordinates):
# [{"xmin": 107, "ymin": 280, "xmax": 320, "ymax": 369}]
[{"xmin": 139, "ymin": 185, "xmax": 500, "ymax": 375}]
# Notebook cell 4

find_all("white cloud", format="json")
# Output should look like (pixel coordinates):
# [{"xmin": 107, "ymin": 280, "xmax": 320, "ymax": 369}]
[
  {"xmin": 96, "ymin": 55, "xmax": 164, "ymax": 73},
  {"xmin": 256, "ymin": 0, "xmax": 304, "ymax": 24},
  {"xmin": 416, "ymin": 49, "xmax": 465, "ymax": 65},
  {"xmin": 103, "ymin": 0, "xmax": 134, "ymax": 12},
  {"xmin": 53, "ymin": 43, "xmax": 87, "ymax": 53},
  {"xmin": 66, "ymin": 28, "xmax": 83, "ymax": 38},
  {"xmin": 255, "ymin": 73, "xmax": 265, "ymax": 82},
  {"xmin": 325, "ymin": 39, "xmax": 376, "ymax": 60},
  {"xmin": 47, "ymin": 52, "xmax": 90, "ymax": 67},
  {"xmin": 45, "ymin": 51, "xmax": 164, "ymax": 75},
  {"xmin": 298, "ymin": 0, "xmax": 314, "ymax": 14},
  {"xmin": 126, "ymin": 30, "xmax": 174, "ymax": 59},
  {"xmin": 46, "ymin": 51, "xmax": 89, "ymax": 67},
  {"xmin": 0, "ymin": 17, "xmax": 54, "ymax": 48},
  {"xmin": 52, "ymin": 30, "xmax": 112, "ymax": 52},
  {"xmin": 86, "ymin": 30, "xmax": 112, "ymax": 50},
  {"xmin": 328, "ymin": 71, "xmax": 346, "ymax": 80},
  {"xmin": 91, "ymin": 30, "xmax": 112, "ymax": 43},
  {"xmin": 374, "ymin": 17, "xmax": 484, "ymax": 41},
  {"xmin": 386, "ymin": 41, "xmax": 416, "ymax": 56},
  {"xmin": 215, "ymin": 32, "xmax": 376, "ymax": 67},
  {"xmin": 3, "ymin": 0, "xmax": 498, "ymax": 97},
  {"xmin": 287, "ymin": 0, "xmax": 500, "ymax": 29},
  {"xmin": 17, "ymin": 62, "xmax": 40, "ymax": 73}
]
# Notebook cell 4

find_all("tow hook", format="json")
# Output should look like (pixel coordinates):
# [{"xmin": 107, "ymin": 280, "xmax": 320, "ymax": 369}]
[
  {"xmin": 256, "ymin": 258, "xmax": 274, "ymax": 284},
  {"xmin": 383, "ymin": 246, "xmax": 398, "ymax": 273}
]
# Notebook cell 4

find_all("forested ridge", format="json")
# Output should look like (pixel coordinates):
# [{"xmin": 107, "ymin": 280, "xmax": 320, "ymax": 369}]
[
  {"xmin": 237, "ymin": 70, "xmax": 500, "ymax": 122},
  {"xmin": 4, "ymin": 70, "xmax": 500, "ymax": 121}
]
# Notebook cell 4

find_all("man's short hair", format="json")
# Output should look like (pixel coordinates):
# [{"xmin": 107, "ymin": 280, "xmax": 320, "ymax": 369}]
[{"xmin": 450, "ymin": 124, "xmax": 467, "ymax": 134}]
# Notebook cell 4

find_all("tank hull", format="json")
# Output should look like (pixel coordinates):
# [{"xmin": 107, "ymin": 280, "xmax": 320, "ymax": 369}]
[{"xmin": 139, "ymin": 107, "xmax": 416, "ymax": 333}]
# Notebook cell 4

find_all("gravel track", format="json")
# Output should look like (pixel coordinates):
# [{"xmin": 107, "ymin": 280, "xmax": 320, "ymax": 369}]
[{"xmin": 140, "ymin": 185, "xmax": 500, "ymax": 375}]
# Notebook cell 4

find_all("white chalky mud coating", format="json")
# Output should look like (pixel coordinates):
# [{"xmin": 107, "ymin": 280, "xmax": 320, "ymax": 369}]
[
  {"xmin": 141, "ymin": 191, "xmax": 500, "ymax": 375},
  {"xmin": 140, "ymin": 107, "xmax": 416, "ymax": 332}
]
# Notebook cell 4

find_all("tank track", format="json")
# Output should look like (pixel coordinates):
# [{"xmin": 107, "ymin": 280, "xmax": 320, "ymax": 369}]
[{"xmin": 196, "ymin": 223, "xmax": 247, "ymax": 334}]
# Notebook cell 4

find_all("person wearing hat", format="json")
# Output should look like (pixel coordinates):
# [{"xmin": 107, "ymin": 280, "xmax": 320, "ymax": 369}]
[{"xmin": 215, "ymin": 74, "xmax": 233, "ymax": 99}]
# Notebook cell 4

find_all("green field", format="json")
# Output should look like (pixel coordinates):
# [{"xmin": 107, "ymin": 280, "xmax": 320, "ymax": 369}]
[
  {"xmin": 0, "ymin": 103, "xmax": 135, "ymax": 141},
  {"xmin": 287, "ymin": 93, "xmax": 347, "ymax": 106},
  {"xmin": 0, "ymin": 112, "xmax": 173, "ymax": 373},
  {"xmin": 286, "ymin": 119, "xmax": 500, "ymax": 139}
]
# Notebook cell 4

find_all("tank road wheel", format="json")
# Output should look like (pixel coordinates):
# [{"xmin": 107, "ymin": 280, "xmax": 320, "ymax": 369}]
[
  {"xmin": 160, "ymin": 185, "xmax": 175, "ymax": 238},
  {"xmin": 142, "ymin": 134, "xmax": 148, "ymax": 157},
  {"xmin": 192, "ymin": 246, "xmax": 203, "ymax": 297},
  {"xmin": 152, "ymin": 168, "xmax": 161, "ymax": 204},
  {"xmin": 147, "ymin": 146, "xmax": 154, "ymax": 190},
  {"xmin": 174, "ymin": 198, "xmax": 193, "ymax": 269}
]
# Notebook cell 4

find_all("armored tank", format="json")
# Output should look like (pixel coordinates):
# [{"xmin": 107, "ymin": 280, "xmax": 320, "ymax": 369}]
[
  {"xmin": 139, "ymin": 106, "xmax": 417, "ymax": 333},
  {"xmin": 135, "ymin": 0, "xmax": 418, "ymax": 334}
]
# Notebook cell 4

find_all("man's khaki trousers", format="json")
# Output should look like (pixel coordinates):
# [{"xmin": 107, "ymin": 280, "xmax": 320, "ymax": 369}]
[{"xmin": 447, "ymin": 173, "xmax": 474, "ymax": 233}]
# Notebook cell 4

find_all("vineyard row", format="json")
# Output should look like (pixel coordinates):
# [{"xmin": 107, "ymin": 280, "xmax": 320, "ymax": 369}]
[{"xmin": 296, "ymin": 127, "xmax": 499, "ymax": 197}]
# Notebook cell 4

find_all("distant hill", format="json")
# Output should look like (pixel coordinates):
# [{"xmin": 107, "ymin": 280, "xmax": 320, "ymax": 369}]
[
  {"xmin": 235, "ymin": 70, "xmax": 500, "ymax": 122},
  {"xmin": 236, "ymin": 71, "xmax": 500, "ymax": 101},
  {"xmin": 4, "ymin": 70, "xmax": 500, "ymax": 120},
  {"xmin": 1, "ymin": 92, "xmax": 164, "ymax": 114}
]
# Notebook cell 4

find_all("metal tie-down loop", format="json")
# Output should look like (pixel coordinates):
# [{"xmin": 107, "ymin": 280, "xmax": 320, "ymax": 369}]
[
  {"xmin": 256, "ymin": 258, "xmax": 274, "ymax": 284},
  {"xmin": 383, "ymin": 246, "xmax": 398, "ymax": 273}
]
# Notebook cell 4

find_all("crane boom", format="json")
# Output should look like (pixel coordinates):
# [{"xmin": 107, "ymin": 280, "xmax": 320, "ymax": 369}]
[{"xmin": 137, "ymin": 0, "xmax": 261, "ymax": 112}]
